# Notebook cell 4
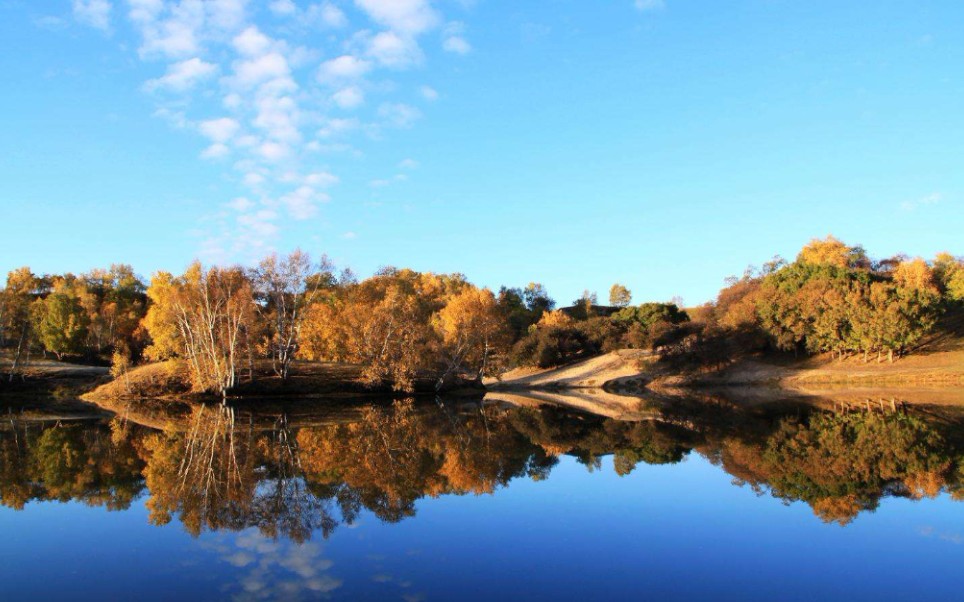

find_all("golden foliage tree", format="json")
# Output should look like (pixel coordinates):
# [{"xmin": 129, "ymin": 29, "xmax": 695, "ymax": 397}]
[
  {"xmin": 434, "ymin": 286, "xmax": 510, "ymax": 385},
  {"xmin": 142, "ymin": 262, "xmax": 256, "ymax": 396},
  {"xmin": 797, "ymin": 235, "xmax": 868, "ymax": 269},
  {"xmin": 609, "ymin": 283, "xmax": 632, "ymax": 308},
  {"xmin": 1, "ymin": 267, "xmax": 41, "ymax": 380},
  {"xmin": 535, "ymin": 309, "xmax": 574, "ymax": 329}
]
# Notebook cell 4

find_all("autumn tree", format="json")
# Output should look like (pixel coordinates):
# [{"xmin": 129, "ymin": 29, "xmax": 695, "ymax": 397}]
[
  {"xmin": 142, "ymin": 262, "xmax": 256, "ymax": 397},
  {"xmin": 434, "ymin": 286, "xmax": 510, "ymax": 386},
  {"xmin": 933, "ymin": 253, "xmax": 964, "ymax": 301},
  {"xmin": 609, "ymin": 283, "xmax": 632, "ymax": 308},
  {"xmin": 1, "ymin": 268, "xmax": 41, "ymax": 380},
  {"xmin": 756, "ymin": 241, "xmax": 943, "ymax": 361},
  {"xmin": 300, "ymin": 269, "xmax": 450, "ymax": 391},
  {"xmin": 252, "ymin": 250, "xmax": 334, "ymax": 380},
  {"xmin": 536, "ymin": 309, "xmax": 574, "ymax": 329},
  {"xmin": 79, "ymin": 265, "xmax": 147, "ymax": 358},
  {"xmin": 797, "ymin": 235, "xmax": 869, "ymax": 269}
]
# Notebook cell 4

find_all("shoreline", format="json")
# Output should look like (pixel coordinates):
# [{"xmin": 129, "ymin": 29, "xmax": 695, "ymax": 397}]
[{"xmin": 4, "ymin": 347, "xmax": 964, "ymax": 409}]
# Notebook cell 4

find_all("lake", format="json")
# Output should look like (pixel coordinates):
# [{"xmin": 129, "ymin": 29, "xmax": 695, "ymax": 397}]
[{"xmin": 1, "ymin": 391, "xmax": 962, "ymax": 601}]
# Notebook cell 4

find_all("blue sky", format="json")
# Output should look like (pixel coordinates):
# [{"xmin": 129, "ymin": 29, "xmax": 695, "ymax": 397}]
[{"xmin": 1, "ymin": 0, "xmax": 962, "ymax": 305}]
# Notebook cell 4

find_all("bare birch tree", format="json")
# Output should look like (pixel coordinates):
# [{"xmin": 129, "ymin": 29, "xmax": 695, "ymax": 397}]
[{"xmin": 252, "ymin": 250, "xmax": 334, "ymax": 381}]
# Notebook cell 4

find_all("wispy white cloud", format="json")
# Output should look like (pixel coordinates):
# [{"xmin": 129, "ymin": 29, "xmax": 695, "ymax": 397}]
[
  {"xmin": 267, "ymin": 0, "xmax": 296, "ymax": 17},
  {"xmin": 73, "ymin": 0, "xmax": 467, "ymax": 258},
  {"xmin": 332, "ymin": 86, "xmax": 365, "ymax": 109},
  {"xmin": 227, "ymin": 196, "xmax": 254, "ymax": 212},
  {"xmin": 73, "ymin": 0, "xmax": 112, "ymax": 32},
  {"xmin": 144, "ymin": 57, "xmax": 218, "ymax": 91},
  {"xmin": 270, "ymin": 1, "xmax": 347, "ymax": 29},
  {"xmin": 305, "ymin": 171, "xmax": 340, "ymax": 187},
  {"xmin": 200, "ymin": 143, "xmax": 229, "ymax": 159},
  {"xmin": 634, "ymin": 0, "xmax": 666, "ymax": 12},
  {"xmin": 233, "ymin": 25, "xmax": 272, "ymax": 56},
  {"xmin": 199, "ymin": 117, "xmax": 240, "ymax": 142},
  {"xmin": 34, "ymin": 15, "xmax": 71, "ymax": 31},
  {"xmin": 318, "ymin": 54, "xmax": 372, "ymax": 83},
  {"xmin": 258, "ymin": 140, "xmax": 290, "ymax": 161},
  {"xmin": 363, "ymin": 30, "xmax": 424, "ymax": 68},
  {"xmin": 901, "ymin": 192, "xmax": 943, "ymax": 212},
  {"xmin": 378, "ymin": 102, "xmax": 421, "ymax": 128},
  {"xmin": 354, "ymin": 0, "xmax": 439, "ymax": 36},
  {"xmin": 313, "ymin": 2, "xmax": 348, "ymax": 28},
  {"xmin": 442, "ymin": 21, "xmax": 470, "ymax": 54},
  {"xmin": 281, "ymin": 185, "xmax": 329, "ymax": 219},
  {"xmin": 443, "ymin": 36, "xmax": 471, "ymax": 54},
  {"xmin": 318, "ymin": 117, "xmax": 360, "ymax": 138},
  {"xmin": 231, "ymin": 51, "xmax": 292, "ymax": 89},
  {"xmin": 369, "ymin": 173, "xmax": 408, "ymax": 188}
]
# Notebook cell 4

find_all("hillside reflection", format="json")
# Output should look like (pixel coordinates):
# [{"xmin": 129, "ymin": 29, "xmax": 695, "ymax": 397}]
[{"xmin": 2, "ymin": 393, "xmax": 963, "ymax": 538}]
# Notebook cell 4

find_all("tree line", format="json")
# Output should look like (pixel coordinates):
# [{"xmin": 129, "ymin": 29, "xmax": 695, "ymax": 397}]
[
  {"xmin": 698, "ymin": 236, "xmax": 964, "ymax": 366},
  {"xmin": 0, "ymin": 253, "xmax": 530, "ymax": 395},
  {"xmin": 2, "ymin": 236, "xmax": 963, "ymax": 393}
]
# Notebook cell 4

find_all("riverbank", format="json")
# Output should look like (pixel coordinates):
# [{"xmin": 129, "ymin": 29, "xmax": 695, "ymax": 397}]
[
  {"xmin": 1, "ymin": 356, "xmax": 483, "ymax": 403},
  {"xmin": 488, "ymin": 347, "xmax": 964, "ymax": 393},
  {"xmin": 6, "ymin": 343, "xmax": 964, "ymax": 408},
  {"xmin": 80, "ymin": 359, "xmax": 484, "ymax": 404},
  {"xmin": 0, "ymin": 357, "xmax": 109, "ymax": 400}
]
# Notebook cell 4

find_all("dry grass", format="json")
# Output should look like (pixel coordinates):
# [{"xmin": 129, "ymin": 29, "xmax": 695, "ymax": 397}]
[
  {"xmin": 488, "ymin": 349, "xmax": 651, "ymax": 390},
  {"xmin": 82, "ymin": 360, "xmax": 192, "ymax": 402},
  {"xmin": 82, "ymin": 358, "xmax": 475, "ymax": 403}
]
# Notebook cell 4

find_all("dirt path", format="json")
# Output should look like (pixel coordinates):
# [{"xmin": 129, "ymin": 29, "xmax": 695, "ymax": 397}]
[{"xmin": 486, "ymin": 350, "xmax": 650, "ymax": 389}]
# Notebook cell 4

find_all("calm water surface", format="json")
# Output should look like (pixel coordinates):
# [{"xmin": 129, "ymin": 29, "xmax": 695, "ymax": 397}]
[{"xmin": 1, "ymin": 393, "xmax": 962, "ymax": 601}]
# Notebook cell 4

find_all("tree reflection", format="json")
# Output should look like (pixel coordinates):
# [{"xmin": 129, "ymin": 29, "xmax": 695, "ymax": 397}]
[
  {"xmin": 0, "ymin": 418, "xmax": 143, "ymax": 510},
  {"xmin": 1, "ymin": 396, "xmax": 963, "ymax": 536},
  {"xmin": 712, "ymin": 408, "xmax": 958, "ymax": 525}
]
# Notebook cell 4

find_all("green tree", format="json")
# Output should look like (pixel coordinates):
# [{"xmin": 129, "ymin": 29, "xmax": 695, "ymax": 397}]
[
  {"xmin": 31, "ymin": 291, "xmax": 89, "ymax": 360},
  {"xmin": 523, "ymin": 283, "xmax": 555, "ymax": 315}
]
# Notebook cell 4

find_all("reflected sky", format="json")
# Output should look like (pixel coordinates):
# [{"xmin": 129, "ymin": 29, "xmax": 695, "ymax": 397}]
[{"xmin": 1, "ymin": 396, "xmax": 963, "ymax": 601}]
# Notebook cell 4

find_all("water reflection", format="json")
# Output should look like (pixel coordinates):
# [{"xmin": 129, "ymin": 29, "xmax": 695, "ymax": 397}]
[
  {"xmin": 2, "ymin": 392, "xmax": 963, "ymax": 537},
  {"xmin": 204, "ymin": 530, "xmax": 343, "ymax": 600}
]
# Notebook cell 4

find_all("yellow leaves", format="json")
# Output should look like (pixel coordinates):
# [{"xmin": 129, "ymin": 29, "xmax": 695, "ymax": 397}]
[
  {"xmin": 536, "ymin": 309, "xmax": 573, "ymax": 328},
  {"xmin": 715, "ymin": 279, "xmax": 762, "ymax": 331},
  {"xmin": 933, "ymin": 252, "xmax": 964, "ymax": 301},
  {"xmin": 811, "ymin": 495, "xmax": 862, "ymax": 526},
  {"xmin": 299, "ymin": 301, "xmax": 347, "ymax": 362},
  {"xmin": 142, "ymin": 264, "xmax": 256, "ymax": 394},
  {"xmin": 298, "ymin": 271, "xmax": 508, "ymax": 390},
  {"xmin": 893, "ymin": 258, "xmax": 939, "ymax": 295},
  {"xmin": 436, "ymin": 286, "xmax": 499, "ymax": 345},
  {"xmin": 797, "ymin": 235, "xmax": 865, "ymax": 268},
  {"xmin": 903, "ymin": 471, "xmax": 946, "ymax": 500},
  {"xmin": 435, "ymin": 286, "xmax": 510, "ymax": 379},
  {"xmin": 609, "ymin": 283, "xmax": 632, "ymax": 307},
  {"xmin": 142, "ymin": 271, "xmax": 180, "ymax": 361}
]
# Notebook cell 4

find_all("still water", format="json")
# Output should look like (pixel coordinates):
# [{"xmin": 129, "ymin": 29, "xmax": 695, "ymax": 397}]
[{"xmin": 1, "ymin": 392, "xmax": 962, "ymax": 601}]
